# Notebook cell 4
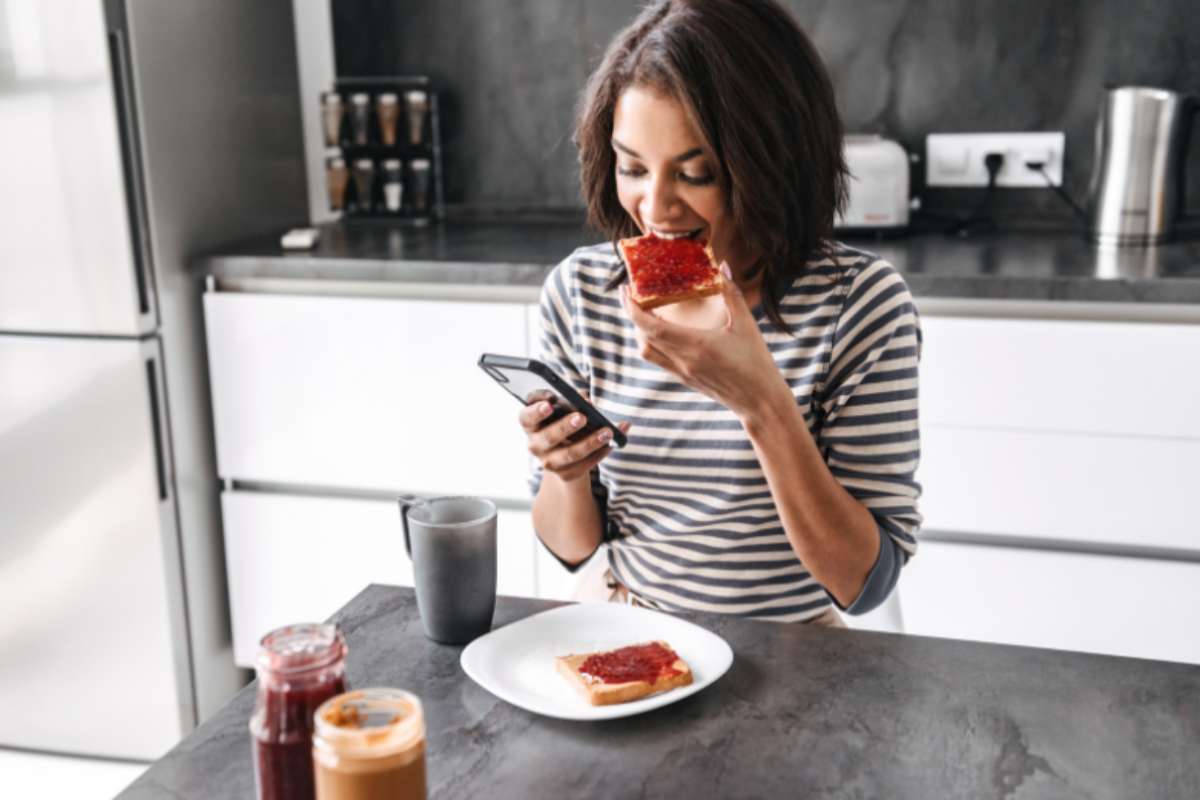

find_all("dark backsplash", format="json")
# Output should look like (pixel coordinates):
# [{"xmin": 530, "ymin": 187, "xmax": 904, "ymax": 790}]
[{"xmin": 333, "ymin": 0, "xmax": 1200, "ymax": 222}]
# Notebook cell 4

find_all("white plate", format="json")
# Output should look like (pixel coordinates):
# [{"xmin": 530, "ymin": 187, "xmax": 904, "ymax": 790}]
[{"xmin": 460, "ymin": 603, "xmax": 734, "ymax": 720}]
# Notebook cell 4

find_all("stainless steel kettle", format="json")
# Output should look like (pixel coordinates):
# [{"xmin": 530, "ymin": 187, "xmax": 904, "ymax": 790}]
[{"xmin": 1088, "ymin": 86, "xmax": 1198, "ymax": 245}]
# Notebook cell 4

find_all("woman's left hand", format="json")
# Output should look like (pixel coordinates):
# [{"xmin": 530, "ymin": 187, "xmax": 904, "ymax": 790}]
[{"xmin": 621, "ymin": 263, "xmax": 789, "ymax": 420}]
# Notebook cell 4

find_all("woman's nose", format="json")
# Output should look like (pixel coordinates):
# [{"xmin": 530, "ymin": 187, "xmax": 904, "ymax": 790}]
[{"xmin": 641, "ymin": 172, "xmax": 680, "ymax": 221}]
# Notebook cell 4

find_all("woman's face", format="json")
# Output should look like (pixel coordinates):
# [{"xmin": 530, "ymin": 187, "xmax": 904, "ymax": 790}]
[{"xmin": 611, "ymin": 85, "xmax": 752, "ymax": 273}]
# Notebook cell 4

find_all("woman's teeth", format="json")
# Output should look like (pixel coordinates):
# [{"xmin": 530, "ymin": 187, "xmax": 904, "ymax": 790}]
[{"xmin": 652, "ymin": 229, "xmax": 702, "ymax": 240}]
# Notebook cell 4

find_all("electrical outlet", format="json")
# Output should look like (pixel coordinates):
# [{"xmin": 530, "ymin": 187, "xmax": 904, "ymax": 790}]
[{"xmin": 926, "ymin": 132, "xmax": 1065, "ymax": 188}]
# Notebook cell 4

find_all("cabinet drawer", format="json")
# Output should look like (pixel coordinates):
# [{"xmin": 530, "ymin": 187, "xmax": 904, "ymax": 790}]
[
  {"xmin": 204, "ymin": 293, "xmax": 532, "ymax": 499},
  {"xmin": 920, "ymin": 316, "xmax": 1200, "ymax": 438},
  {"xmin": 898, "ymin": 539, "xmax": 1200, "ymax": 664},
  {"xmin": 223, "ymin": 491, "xmax": 537, "ymax": 667},
  {"xmin": 919, "ymin": 426, "xmax": 1200, "ymax": 551}
]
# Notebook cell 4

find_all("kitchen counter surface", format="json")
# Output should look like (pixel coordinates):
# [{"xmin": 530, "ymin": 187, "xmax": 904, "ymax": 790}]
[
  {"xmin": 120, "ymin": 585, "xmax": 1200, "ymax": 799},
  {"xmin": 198, "ymin": 219, "xmax": 1200, "ymax": 311}
]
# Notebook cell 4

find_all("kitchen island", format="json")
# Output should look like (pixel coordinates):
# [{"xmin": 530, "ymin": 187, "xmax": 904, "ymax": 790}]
[{"xmin": 120, "ymin": 585, "xmax": 1200, "ymax": 799}]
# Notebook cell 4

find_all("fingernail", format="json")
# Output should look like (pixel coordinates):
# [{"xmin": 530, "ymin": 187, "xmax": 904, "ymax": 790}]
[
  {"xmin": 598, "ymin": 429, "xmax": 612, "ymax": 443},
  {"xmin": 721, "ymin": 262, "xmax": 733, "ymax": 280},
  {"xmin": 539, "ymin": 402, "xmax": 552, "ymax": 416},
  {"xmin": 571, "ymin": 414, "xmax": 585, "ymax": 428}
]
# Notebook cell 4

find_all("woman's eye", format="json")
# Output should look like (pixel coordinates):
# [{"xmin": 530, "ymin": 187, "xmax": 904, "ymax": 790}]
[
  {"xmin": 680, "ymin": 172, "xmax": 715, "ymax": 186},
  {"xmin": 616, "ymin": 165, "xmax": 715, "ymax": 186}
]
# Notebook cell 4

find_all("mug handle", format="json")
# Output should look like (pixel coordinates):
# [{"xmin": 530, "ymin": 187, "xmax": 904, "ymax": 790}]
[{"xmin": 397, "ymin": 494, "xmax": 421, "ymax": 557}]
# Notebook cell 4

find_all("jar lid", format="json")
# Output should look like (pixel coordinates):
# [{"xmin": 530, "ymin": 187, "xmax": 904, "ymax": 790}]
[
  {"xmin": 377, "ymin": 92, "xmax": 399, "ymax": 103},
  {"xmin": 350, "ymin": 92, "xmax": 370, "ymax": 103},
  {"xmin": 314, "ymin": 688, "xmax": 425, "ymax": 762},
  {"xmin": 383, "ymin": 158, "xmax": 402, "ymax": 169},
  {"xmin": 255, "ymin": 623, "xmax": 346, "ymax": 675},
  {"xmin": 409, "ymin": 158, "xmax": 431, "ymax": 169}
]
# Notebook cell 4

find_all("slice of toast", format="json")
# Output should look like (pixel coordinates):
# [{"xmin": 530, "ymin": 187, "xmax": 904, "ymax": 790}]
[
  {"xmin": 556, "ymin": 640, "xmax": 693, "ymax": 706},
  {"xmin": 618, "ymin": 233, "xmax": 723, "ymax": 310}
]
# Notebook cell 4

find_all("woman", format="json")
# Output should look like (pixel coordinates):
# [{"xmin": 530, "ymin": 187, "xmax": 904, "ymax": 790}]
[{"xmin": 521, "ymin": 0, "xmax": 921, "ymax": 625}]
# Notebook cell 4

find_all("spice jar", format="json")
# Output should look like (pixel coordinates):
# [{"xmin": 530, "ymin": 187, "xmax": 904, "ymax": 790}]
[
  {"xmin": 382, "ymin": 159, "xmax": 403, "ymax": 213},
  {"xmin": 326, "ymin": 154, "xmax": 349, "ymax": 211},
  {"xmin": 403, "ymin": 90, "xmax": 429, "ymax": 145},
  {"xmin": 351, "ymin": 159, "xmax": 375, "ymax": 212},
  {"xmin": 313, "ymin": 688, "xmax": 427, "ymax": 800},
  {"xmin": 320, "ymin": 91, "xmax": 344, "ymax": 147},
  {"xmin": 407, "ymin": 158, "xmax": 431, "ymax": 214},
  {"xmin": 348, "ymin": 93, "xmax": 370, "ymax": 146},
  {"xmin": 376, "ymin": 92, "xmax": 400, "ymax": 147},
  {"xmin": 250, "ymin": 624, "xmax": 348, "ymax": 800}
]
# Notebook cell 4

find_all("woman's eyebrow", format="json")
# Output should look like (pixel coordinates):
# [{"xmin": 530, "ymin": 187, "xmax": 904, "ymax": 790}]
[{"xmin": 612, "ymin": 139, "xmax": 704, "ymax": 163}]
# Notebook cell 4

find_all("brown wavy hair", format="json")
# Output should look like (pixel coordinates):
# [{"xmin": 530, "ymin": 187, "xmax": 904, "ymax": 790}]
[{"xmin": 576, "ymin": 0, "xmax": 849, "ymax": 333}]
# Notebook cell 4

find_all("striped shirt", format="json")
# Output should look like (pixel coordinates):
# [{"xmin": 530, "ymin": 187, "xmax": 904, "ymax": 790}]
[{"xmin": 531, "ymin": 241, "xmax": 922, "ymax": 622}]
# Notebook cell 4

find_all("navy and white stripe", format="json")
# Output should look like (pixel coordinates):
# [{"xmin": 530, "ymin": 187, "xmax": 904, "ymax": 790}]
[{"xmin": 531, "ymin": 242, "xmax": 922, "ymax": 622}]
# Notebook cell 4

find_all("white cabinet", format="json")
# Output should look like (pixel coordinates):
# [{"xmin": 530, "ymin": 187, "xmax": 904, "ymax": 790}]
[
  {"xmin": 205, "ymin": 291, "xmax": 553, "ymax": 667},
  {"xmin": 204, "ymin": 293, "xmax": 533, "ymax": 500},
  {"xmin": 920, "ymin": 427, "xmax": 1200, "ymax": 551},
  {"xmin": 222, "ymin": 491, "xmax": 537, "ymax": 667},
  {"xmin": 919, "ymin": 316, "xmax": 1200, "ymax": 439},
  {"xmin": 917, "ymin": 315, "xmax": 1200, "ymax": 554},
  {"xmin": 497, "ymin": 508, "xmax": 537, "ymax": 599},
  {"xmin": 526, "ymin": 303, "xmax": 541, "ymax": 360},
  {"xmin": 222, "ymin": 491, "xmax": 409, "ymax": 667},
  {"xmin": 907, "ymin": 314, "xmax": 1200, "ymax": 660},
  {"xmin": 535, "ymin": 541, "xmax": 604, "ymax": 602},
  {"xmin": 899, "ymin": 539, "xmax": 1200, "ymax": 665}
]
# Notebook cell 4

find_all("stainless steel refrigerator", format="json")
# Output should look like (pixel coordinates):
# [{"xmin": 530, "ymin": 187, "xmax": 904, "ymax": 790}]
[{"xmin": 0, "ymin": 0, "xmax": 307, "ymax": 759}]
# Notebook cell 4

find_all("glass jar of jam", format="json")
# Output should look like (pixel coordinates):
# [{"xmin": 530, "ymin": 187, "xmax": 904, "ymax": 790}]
[
  {"xmin": 250, "ymin": 623, "xmax": 348, "ymax": 800},
  {"xmin": 312, "ymin": 688, "xmax": 427, "ymax": 800}
]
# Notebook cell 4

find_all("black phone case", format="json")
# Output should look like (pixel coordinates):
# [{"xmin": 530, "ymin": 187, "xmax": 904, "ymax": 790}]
[{"xmin": 478, "ymin": 353, "xmax": 627, "ymax": 448}]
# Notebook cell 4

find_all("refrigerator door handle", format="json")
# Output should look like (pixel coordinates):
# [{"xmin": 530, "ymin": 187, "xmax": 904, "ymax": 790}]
[
  {"xmin": 146, "ymin": 356, "xmax": 170, "ymax": 502},
  {"xmin": 107, "ymin": 26, "xmax": 155, "ymax": 326}
]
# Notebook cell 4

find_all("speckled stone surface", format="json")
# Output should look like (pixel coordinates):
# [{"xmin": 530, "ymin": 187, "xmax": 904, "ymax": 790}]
[
  {"xmin": 120, "ymin": 585, "xmax": 1200, "ymax": 799},
  {"xmin": 199, "ymin": 220, "xmax": 1200, "ymax": 306}
]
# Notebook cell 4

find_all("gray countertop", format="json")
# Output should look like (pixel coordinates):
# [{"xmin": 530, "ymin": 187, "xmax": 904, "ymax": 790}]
[
  {"xmin": 120, "ymin": 585, "xmax": 1200, "ymax": 799},
  {"xmin": 198, "ymin": 219, "xmax": 1200, "ymax": 308}
]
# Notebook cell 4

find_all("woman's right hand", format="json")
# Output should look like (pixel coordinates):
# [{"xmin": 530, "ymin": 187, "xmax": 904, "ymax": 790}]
[{"xmin": 519, "ymin": 401, "xmax": 630, "ymax": 483}]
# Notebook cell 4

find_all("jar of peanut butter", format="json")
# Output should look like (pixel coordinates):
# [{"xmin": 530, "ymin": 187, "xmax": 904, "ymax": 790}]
[{"xmin": 312, "ymin": 688, "xmax": 427, "ymax": 800}]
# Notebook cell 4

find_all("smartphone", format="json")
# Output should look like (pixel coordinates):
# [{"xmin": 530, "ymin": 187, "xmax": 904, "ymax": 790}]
[{"xmin": 478, "ymin": 353, "xmax": 627, "ymax": 448}]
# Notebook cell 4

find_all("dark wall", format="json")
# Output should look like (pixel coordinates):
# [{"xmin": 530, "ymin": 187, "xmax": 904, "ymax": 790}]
[{"xmin": 332, "ymin": 0, "xmax": 1200, "ymax": 220}]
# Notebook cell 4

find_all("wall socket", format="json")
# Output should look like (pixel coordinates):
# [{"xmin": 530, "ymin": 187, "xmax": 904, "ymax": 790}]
[{"xmin": 926, "ymin": 132, "xmax": 1065, "ymax": 188}]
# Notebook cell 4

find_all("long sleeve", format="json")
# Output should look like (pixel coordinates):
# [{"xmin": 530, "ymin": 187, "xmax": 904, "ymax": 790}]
[
  {"xmin": 528, "ymin": 252, "xmax": 612, "ymax": 572},
  {"xmin": 817, "ymin": 258, "xmax": 922, "ymax": 611}
]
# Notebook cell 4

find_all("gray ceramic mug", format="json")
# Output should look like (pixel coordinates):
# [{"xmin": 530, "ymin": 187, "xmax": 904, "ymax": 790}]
[{"xmin": 399, "ymin": 495, "xmax": 497, "ymax": 644}]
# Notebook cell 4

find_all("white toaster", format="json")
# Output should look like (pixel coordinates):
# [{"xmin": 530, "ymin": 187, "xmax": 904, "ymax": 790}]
[{"xmin": 836, "ymin": 134, "xmax": 910, "ymax": 231}]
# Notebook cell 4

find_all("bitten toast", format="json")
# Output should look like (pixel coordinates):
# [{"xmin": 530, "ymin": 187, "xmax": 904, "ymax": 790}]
[
  {"xmin": 618, "ymin": 233, "xmax": 723, "ymax": 310},
  {"xmin": 556, "ymin": 640, "xmax": 693, "ymax": 706}
]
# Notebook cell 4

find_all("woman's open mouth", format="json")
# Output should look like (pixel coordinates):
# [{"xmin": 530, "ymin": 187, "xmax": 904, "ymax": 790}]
[{"xmin": 648, "ymin": 227, "xmax": 705, "ymax": 241}]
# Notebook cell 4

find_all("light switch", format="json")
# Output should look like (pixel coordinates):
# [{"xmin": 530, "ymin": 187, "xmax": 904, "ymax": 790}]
[{"xmin": 935, "ymin": 147, "xmax": 969, "ymax": 175}]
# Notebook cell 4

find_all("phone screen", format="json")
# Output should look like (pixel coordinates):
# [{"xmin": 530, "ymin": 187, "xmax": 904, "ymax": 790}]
[
  {"xmin": 486, "ymin": 366, "xmax": 577, "ymax": 424},
  {"xmin": 480, "ymin": 355, "xmax": 626, "ymax": 448}
]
